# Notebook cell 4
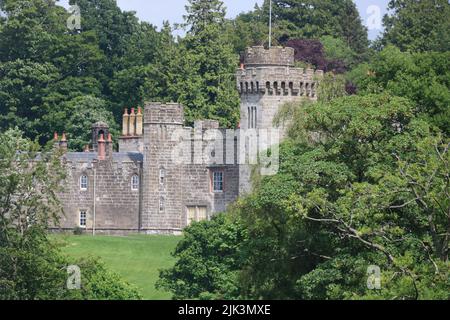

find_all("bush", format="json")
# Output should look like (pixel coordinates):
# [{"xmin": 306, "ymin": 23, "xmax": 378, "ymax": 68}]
[{"xmin": 73, "ymin": 227, "xmax": 85, "ymax": 236}]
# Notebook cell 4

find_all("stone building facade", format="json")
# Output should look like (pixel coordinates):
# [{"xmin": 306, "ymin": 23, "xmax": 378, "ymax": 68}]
[{"xmin": 55, "ymin": 46, "xmax": 321, "ymax": 235}]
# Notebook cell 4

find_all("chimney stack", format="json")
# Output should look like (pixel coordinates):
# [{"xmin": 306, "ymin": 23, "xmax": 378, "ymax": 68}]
[
  {"xmin": 122, "ymin": 108, "xmax": 129, "ymax": 136},
  {"xmin": 136, "ymin": 107, "xmax": 143, "ymax": 136},
  {"xmin": 106, "ymin": 132, "xmax": 113, "ymax": 158},
  {"xmin": 97, "ymin": 133, "xmax": 106, "ymax": 160},
  {"xmin": 53, "ymin": 132, "xmax": 59, "ymax": 148},
  {"xmin": 59, "ymin": 132, "xmax": 68, "ymax": 151},
  {"xmin": 129, "ymin": 108, "xmax": 136, "ymax": 136}
]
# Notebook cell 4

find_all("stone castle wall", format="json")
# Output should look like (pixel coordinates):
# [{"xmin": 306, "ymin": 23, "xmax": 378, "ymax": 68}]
[
  {"xmin": 54, "ymin": 45, "xmax": 322, "ymax": 235},
  {"xmin": 56, "ymin": 153, "xmax": 143, "ymax": 234}
]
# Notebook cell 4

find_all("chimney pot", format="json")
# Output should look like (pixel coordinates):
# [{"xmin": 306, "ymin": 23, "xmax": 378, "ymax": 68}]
[
  {"xmin": 98, "ymin": 133, "xmax": 106, "ymax": 160},
  {"xmin": 59, "ymin": 132, "xmax": 68, "ymax": 151},
  {"xmin": 122, "ymin": 107, "xmax": 130, "ymax": 136}
]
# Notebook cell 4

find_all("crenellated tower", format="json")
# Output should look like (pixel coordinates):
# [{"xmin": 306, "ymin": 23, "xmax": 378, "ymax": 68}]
[
  {"xmin": 237, "ymin": 46, "xmax": 323, "ymax": 133},
  {"xmin": 237, "ymin": 46, "xmax": 323, "ymax": 194}
]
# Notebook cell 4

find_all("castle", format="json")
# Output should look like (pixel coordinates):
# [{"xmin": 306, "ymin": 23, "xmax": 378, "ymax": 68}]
[{"xmin": 55, "ymin": 46, "xmax": 323, "ymax": 235}]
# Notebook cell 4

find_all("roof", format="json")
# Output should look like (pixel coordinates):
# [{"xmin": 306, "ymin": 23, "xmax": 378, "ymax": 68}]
[{"xmin": 65, "ymin": 152, "xmax": 143, "ymax": 163}]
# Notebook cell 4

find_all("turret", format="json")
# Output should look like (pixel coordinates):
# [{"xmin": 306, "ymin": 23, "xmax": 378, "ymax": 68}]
[{"xmin": 236, "ymin": 46, "xmax": 323, "ymax": 131}]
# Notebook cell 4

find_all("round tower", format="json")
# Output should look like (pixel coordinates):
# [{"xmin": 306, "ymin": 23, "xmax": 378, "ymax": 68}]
[
  {"xmin": 237, "ymin": 46, "xmax": 323, "ymax": 132},
  {"xmin": 236, "ymin": 46, "xmax": 323, "ymax": 194}
]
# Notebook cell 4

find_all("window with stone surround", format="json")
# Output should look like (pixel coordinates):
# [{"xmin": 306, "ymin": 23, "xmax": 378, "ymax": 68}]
[
  {"xmin": 79, "ymin": 210, "xmax": 87, "ymax": 228},
  {"xmin": 212, "ymin": 171, "xmax": 224, "ymax": 193},
  {"xmin": 80, "ymin": 175, "xmax": 88, "ymax": 191},
  {"xmin": 131, "ymin": 174, "xmax": 139, "ymax": 191},
  {"xmin": 186, "ymin": 206, "xmax": 208, "ymax": 226}
]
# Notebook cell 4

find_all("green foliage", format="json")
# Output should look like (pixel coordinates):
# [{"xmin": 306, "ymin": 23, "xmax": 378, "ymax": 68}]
[
  {"xmin": 0, "ymin": 129, "xmax": 141, "ymax": 300},
  {"xmin": 157, "ymin": 214, "xmax": 247, "ymax": 300},
  {"xmin": 319, "ymin": 35, "xmax": 358, "ymax": 68},
  {"xmin": 224, "ymin": 6, "xmax": 268, "ymax": 54},
  {"xmin": 316, "ymin": 72, "xmax": 347, "ymax": 103},
  {"xmin": 62, "ymin": 96, "xmax": 119, "ymax": 151},
  {"xmin": 69, "ymin": 257, "xmax": 142, "ymax": 300},
  {"xmin": 352, "ymin": 46, "xmax": 450, "ymax": 135},
  {"xmin": 382, "ymin": 0, "xmax": 450, "ymax": 52},
  {"xmin": 172, "ymin": 0, "xmax": 240, "ymax": 127},
  {"xmin": 264, "ymin": 0, "xmax": 369, "ymax": 58},
  {"xmin": 160, "ymin": 94, "xmax": 450, "ymax": 300}
]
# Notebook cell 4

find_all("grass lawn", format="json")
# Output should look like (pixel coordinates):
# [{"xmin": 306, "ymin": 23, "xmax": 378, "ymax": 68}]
[{"xmin": 54, "ymin": 234, "xmax": 181, "ymax": 300}]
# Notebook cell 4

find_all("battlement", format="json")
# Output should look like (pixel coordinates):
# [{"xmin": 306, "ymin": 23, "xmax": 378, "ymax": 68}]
[
  {"xmin": 237, "ymin": 66, "xmax": 323, "ymax": 98},
  {"xmin": 144, "ymin": 102, "xmax": 184, "ymax": 125},
  {"xmin": 244, "ymin": 46, "xmax": 295, "ymax": 67}
]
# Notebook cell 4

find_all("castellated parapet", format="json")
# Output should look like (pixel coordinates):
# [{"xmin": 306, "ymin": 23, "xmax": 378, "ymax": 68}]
[
  {"xmin": 237, "ymin": 45, "xmax": 323, "ymax": 131},
  {"xmin": 244, "ymin": 46, "xmax": 295, "ymax": 67}
]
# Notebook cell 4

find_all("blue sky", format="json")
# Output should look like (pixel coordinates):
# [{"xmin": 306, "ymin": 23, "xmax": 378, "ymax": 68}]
[{"xmin": 58, "ymin": 0, "xmax": 390, "ymax": 40}]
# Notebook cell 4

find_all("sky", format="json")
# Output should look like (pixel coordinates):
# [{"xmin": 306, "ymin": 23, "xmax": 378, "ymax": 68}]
[{"xmin": 58, "ymin": 0, "xmax": 390, "ymax": 40}]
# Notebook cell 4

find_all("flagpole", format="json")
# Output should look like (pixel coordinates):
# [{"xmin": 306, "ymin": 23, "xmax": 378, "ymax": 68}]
[{"xmin": 269, "ymin": 0, "xmax": 272, "ymax": 48}]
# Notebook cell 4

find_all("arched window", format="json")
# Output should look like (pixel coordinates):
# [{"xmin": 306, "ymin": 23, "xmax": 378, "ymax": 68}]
[
  {"xmin": 80, "ymin": 175, "xmax": 88, "ymax": 191},
  {"xmin": 131, "ymin": 174, "xmax": 139, "ymax": 191}
]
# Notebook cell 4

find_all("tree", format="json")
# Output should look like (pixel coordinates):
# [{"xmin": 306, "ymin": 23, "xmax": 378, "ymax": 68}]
[
  {"xmin": 157, "ymin": 214, "xmax": 246, "ymax": 300},
  {"xmin": 0, "ymin": 0, "xmax": 68, "ymax": 63},
  {"xmin": 62, "ymin": 95, "xmax": 119, "ymax": 151},
  {"xmin": 182, "ymin": 0, "xmax": 226, "ymax": 34},
  {"xmin": 382, "ymin": 0, "xmax": 450, "ymax": 52},
  {"xmin": 159, "ymin": 94, "xmax": 450, "ymax": 300},
  {"xmin": 351, "ymin": 46, "xmax": 450, "ymax": 135},
  {"xmin": 0, "ymin": 129, "xmax": 142, "ymax": 300},
  {"xmin": 172, "ymin": 0, "xmax": 240, "ymax": 127},
  {"xmin": 0, "ymin": 59, "xmax": 60, "ymax": 139},
  {"xmin": 224, "ymin": 6, "xmax": 268, "ymax": 54},
  {"xmin": 284, "ymin": 39, "xmax": 347, "ymax": 74},
  {"xmin": 260, "ymin": 0, "xmax": 369, "ymax": 59}
]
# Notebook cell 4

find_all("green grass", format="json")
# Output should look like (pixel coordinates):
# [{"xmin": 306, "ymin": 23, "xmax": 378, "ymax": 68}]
[{"xmin": 55, "ymin": 234, "xmax": 181, "ymax": 300}]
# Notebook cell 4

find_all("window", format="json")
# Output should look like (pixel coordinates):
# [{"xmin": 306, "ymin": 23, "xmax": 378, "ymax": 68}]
[
  {"xmin": 80, "ymin": 175, "xmax": 88, "ymax": 190},
  {"xmin": 212, "ymin": 171, "xmax": 224, "ymax": 193},
  {"xmin": 131, "ymin": 174, "xmax": 139, "ymax": 191},
  {"xmin": 248, "ymin": 107, "xmax": 257, "ymax": 129},
  {"xmin": 159, "ymin": 168, "xmax": 165, "ymax": 185},
  {"xmin": 159, "ymin": 196, "xmax": 165, "ymax": 212},
  {"xmin": 186, "ymin": 206, "xmax": 208, "ymax": 226},
  {"xmin": 187, "ymin": 206, "xmax": 196, "ymax": 226},
  {"xmin": 79, "ymin": 211, "xmax": 87, "ymax": 228}
]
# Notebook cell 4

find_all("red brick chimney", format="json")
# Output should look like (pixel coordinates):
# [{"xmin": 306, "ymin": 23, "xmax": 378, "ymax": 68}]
[
  {"xmin": 98, "ymin": 133, "xmax": 106, "ymax": 160},
  {"xmin": 53, "ymin": 132, "xmax": 59, "ymax": 149}
]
